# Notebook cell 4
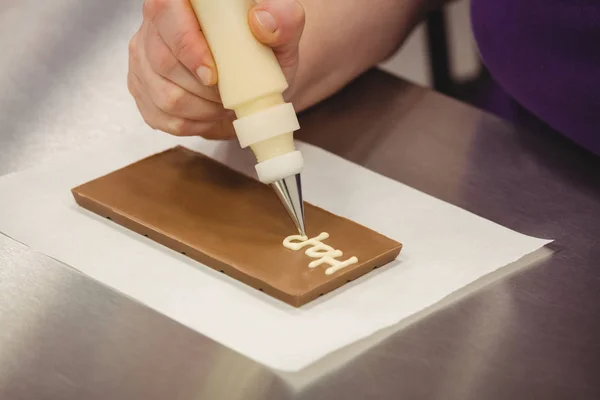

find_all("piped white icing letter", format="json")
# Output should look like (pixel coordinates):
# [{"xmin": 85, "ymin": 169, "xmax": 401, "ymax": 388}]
[{"xmin": 283, "ymin": 233, "xmax": 358, "ymax": 275}]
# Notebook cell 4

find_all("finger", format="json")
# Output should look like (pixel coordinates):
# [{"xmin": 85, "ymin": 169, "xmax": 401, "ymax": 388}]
[
  {"xmin": 137, "ymin": 26, "xmax": 227, "ymax": 121},
  {"xmin": 130, "ymin": 68, "xmax": 235, "ymax": 139},
  {"xmin": 129, "ymin": 69, "xmax": 183, "ymax": 135},
  {"xmin": 143, "ymin": 0, "xmax": 217, "ymax": 86},
  {"xmin": 199, "ymin": 118, "xmax": 237, "ymax": 141},
  {"xmin": 127, "ymin": 31, "xmax": 142, "ymax": 97},
  {"xmin": 144, "ymin": 21, "xmax": 221, "ymax": 102},
  {"xmin": 135, "ymin": 90, "xmax": 217, "ymax": 137},
  {"xmin": 139, "ymin": 98, "xmax": 235, "ymax": 139},
  {"xmin": 249, "ymin": 0, "xmax": 305, "ymax": 77}
]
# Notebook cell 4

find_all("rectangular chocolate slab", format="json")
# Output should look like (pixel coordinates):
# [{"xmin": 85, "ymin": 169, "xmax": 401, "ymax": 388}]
[{"xmin": 72, "ymin": 146, "xmax": 402, "ymax": 307}]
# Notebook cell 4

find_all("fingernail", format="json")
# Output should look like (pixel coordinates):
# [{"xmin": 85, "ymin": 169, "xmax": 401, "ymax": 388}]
[
  {"xmin": 196, "ymin": 66, "xmax": 213, "ymax": 86},
  {"xmin": 254, "ymin": 10, "xmax": 277, "ymax": 33}
]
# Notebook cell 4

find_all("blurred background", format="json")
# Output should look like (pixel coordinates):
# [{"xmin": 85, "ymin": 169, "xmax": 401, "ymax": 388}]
[{"xmin": 380, "ymin": 0, "xmax": 483, "ymax": 103}]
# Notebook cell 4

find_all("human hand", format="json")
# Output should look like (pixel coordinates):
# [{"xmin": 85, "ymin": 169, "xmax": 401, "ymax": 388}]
[{"xmin": 127, "ymin": 0, "xmax": 306, "ymax": 139}]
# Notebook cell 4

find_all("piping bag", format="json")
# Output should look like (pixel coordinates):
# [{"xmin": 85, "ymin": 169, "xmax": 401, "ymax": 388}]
[{"xmin": 190, "ymin": 0, "xmax": 306, "ymax": 235}]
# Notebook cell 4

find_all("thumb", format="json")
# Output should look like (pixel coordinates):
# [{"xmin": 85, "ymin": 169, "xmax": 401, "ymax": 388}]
[{"xmin": 249, "ymin": 0, "xmax": 305, "ymax": 81}]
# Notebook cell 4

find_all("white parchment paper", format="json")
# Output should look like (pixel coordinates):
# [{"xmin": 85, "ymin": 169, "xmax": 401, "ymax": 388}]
[{"xmin": 0, "ymin": 131, "xmax": 551, "ymax": 371}]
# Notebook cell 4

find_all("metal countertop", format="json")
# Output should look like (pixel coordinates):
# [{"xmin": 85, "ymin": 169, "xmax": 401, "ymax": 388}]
[{"xmin": 1, "ymin": 1, "xmax": 599, "ymax": 399}]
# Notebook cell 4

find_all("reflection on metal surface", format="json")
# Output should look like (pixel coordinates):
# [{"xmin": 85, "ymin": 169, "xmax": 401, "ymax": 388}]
[
  {"xmin": 271, "ymin": 174, "xmax": 305, "ymax": 236},
  {"xmin": 0, "ymin": 234, "xmax": 289, "ymax": 400}
]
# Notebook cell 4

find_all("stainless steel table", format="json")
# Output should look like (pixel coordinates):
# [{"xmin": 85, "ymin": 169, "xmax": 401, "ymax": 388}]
[{"xmin": 1, "ymin": 1, "xmax": 599, "ymax": 399}]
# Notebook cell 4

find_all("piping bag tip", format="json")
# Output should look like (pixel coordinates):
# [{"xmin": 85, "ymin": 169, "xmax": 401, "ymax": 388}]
[{"xmin": 271, "ymin": 174, "xmax": 306, "ymax": 236}]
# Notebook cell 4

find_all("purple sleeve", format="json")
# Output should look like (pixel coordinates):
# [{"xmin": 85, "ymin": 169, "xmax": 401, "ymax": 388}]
[{"xmin": 471, "ymin": 0, "xmax": 600, "ymax": 155}]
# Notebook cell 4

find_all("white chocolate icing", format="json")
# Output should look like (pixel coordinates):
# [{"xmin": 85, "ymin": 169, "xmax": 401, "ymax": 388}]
[{"xmin": 283, "ymin": 233, "xmax": 359, "ymax": 275}]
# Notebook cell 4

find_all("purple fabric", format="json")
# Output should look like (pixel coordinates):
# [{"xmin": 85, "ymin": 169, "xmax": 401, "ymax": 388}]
[{"xmin": 471, "ymin": 0, "xmax": 600, "ymax": 155}]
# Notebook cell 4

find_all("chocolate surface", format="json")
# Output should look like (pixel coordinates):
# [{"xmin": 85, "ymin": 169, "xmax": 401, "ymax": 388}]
[{"xmin": 72, "ymin": 146, "xmax": 402, "ymax": 307}]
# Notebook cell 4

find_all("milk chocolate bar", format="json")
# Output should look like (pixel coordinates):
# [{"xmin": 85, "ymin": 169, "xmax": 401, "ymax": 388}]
[{"xmin": 72, "ymin": 146, "xmax": 402, "ymax": 307}]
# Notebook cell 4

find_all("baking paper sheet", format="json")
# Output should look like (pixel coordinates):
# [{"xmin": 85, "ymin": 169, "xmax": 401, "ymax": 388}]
[{"xmin": 0, "ymin": 131, "xmax": 551, "ymax": 371}]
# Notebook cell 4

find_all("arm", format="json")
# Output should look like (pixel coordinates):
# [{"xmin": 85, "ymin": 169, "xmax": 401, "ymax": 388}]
[
  {"xmin": 289, "ymin": 0, "xmax": 437, "ymax": 111},
  {"xmin": 129, "ymin": 0, "xmax": 438, "ymax": 139}
]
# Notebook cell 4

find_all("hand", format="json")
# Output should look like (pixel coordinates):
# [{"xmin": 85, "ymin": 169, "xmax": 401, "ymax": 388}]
[{"xmin": 128, "ymin": 0, "xmax": 306, "ymax": 139}]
